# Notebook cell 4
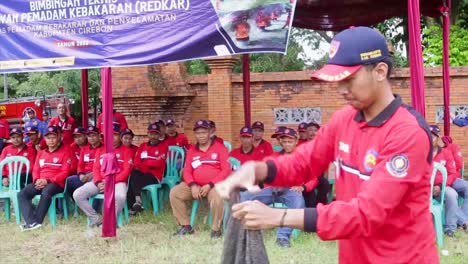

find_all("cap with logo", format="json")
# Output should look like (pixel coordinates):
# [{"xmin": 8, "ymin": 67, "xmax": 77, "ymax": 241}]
[
  {"xmin": 252, "ymin": 121, "xmax": 264, "ymax": 130},
  {"xmin": 311, "ymin": 26, "xmax": 390, "ymax": 82},
  {"xmin": 298, "ymin": 122, "xmax": 308, "ymax": 132},
  {"xmin": 10, "ymin": 127, "xmax": 23, "ymax": 136},
  {"xmin": 429, "ymin": 125, "xmax": 440, "ymax": 137},
  {"xmin": 166, "ymin": 119, "xmax": 176, "ymax": 126},
  {"xmin": 87, "ymin": 126, "xmax": 100, "ymax": 135},
  {"xmin": 121, "ymin": 128, "xmax": 135, "ymax": 137},
  {"xmin": 279, "ymin": 128, "xmax": 298, "ymax": 139},
  {"xmin": 239, "ymin": 126, "xmax": 253, "ymax": 137},
  {"xmin": 26, "ymin": 108, "xmax": 35, "ymax": 114},
  {"xmin": 148, "ymin": 123, "xmax": 161, "ymax": 133},
  {"xmin": 193, "ymin": 120, "xmax": 210, "ymax": 131},
  {"xmin": 308, "ymin": 122, "xmax": 320, "ymax": 129},
  {"xmin": 208, "ymin": 120, "xmax": 216, "ymax": 128},
  {"xmin": 44, "ymin": 126, "xmax": 60, "ymax": 136},
  {"xmin": 271, "ymin": 126, "xmax": 287, "ymax": 138},
  {"xmin": 73, "ymin": 127, "xmax": 87, "ymax": 135},
  {"xmin": 25, "ymin": 126, "xmax": 39, "ymax": 134}
]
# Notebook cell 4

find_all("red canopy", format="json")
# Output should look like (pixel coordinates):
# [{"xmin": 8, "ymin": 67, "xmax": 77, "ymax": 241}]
[{"xmin": 293, "ymin": 0, "xmax": 444, "ymax": 31}]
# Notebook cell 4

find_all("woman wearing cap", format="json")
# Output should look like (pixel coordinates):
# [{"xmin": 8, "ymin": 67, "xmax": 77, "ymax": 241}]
[
  {"xmin": 121, "ymin": 128, "xmax": 138, "ymax": 157},
  {"xmin": 127, "ymin": 123, "xmax": 168, "ymax": 213},
  {"xmin": 430, "ymin": 125, "xmax": 468, "ymax": 236},
  {"xmin": 216, "ymin": 27, "xmax": 438, "ymax": 263},
  {"xmin": 165, "ymin": 119, "xmax": 190, "ymax": 150}
]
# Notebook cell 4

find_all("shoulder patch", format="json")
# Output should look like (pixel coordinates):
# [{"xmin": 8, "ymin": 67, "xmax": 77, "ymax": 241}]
[{"xmin": 386, "ymin": 154, "xmax": 409, "ymax": 178}]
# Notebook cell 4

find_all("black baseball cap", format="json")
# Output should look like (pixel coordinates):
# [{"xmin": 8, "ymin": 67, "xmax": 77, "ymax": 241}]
[{"xmin": 194, "ymin": 120, "xmax": 210, "ymax": 131}]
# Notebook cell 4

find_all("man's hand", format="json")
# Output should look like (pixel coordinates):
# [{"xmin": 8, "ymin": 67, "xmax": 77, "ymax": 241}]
[
  {"xmin": 80, "ymin": 173, "xmax": 93, "ymax": 183},
  {"xmin": 191, "ymin": 185, "xmax": 201, "ymax": 200},
  {"xmin": 291, "ymin": 186, "xmax": 304, "ymax": 193},
  {"xmin": 215, "ymin": 161, "xmax": 263, "ymax": 199},
  {"xmin": 2, "ymin": 177, "xmax": 8, "ymax": 187},
  {"xmin": 35, "ymin": 145, "xmax": 42, "ymax": 152},
  {"xmin": 199, "ymin": 184, "xmax": 211, "ymax": 198},
  {"xmin": 97, "ymin": 182, "xmax": 105, "ymax": 193},
  {"xmin": 231, "ymin": 200, "xmax": 282, "ymax": 230},
  {"xmin": 34, "ymin": 179, "xmax": 48, "ymax": 190},
  {"xmin": 433, "ymin": 185, "xmax": 441, "ymax": 197}
]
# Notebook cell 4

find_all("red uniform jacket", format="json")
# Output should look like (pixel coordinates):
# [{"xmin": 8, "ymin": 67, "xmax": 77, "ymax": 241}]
[
  {"xmin": 229, "ymin": 147, "xmax": 263, "ymax": 165},
  {"xmin": 26, "ymin": 139, "xmax": 47, "ymax": 151},
  {"xmin": 49, "ymin": 116, "xmax": 77, "ymax": 146},
  {"xmin": 254, "ymin": 139, "xmax": 273, "ymax": 159},
  {"xmin": 0, "ymin": 144, "xmax": 36, "ymax": 177},
  {"xmin": 297, "ymin": 139, "xmax": 308, "ymax": 147},
  {"xmin": 183, "ymin": 141, "xmax": 231, "ymax": 186},
  {"xmin": 134, "ymin": 141, "xmax": 168, "ymax": 181},
  {"xmin": 93, "ymin": 144, "xmax": 133, "ymax": 184},
  {"xmin": 0, "ymin": 119, "xmax": 10, "ymax": 139},
  {"xmin": 129, "ymin": 144, "xmax": 138, "ymax": 158},
  {"xmin": 77, "ymin": 144, "xmax": 103, "ymax": 174},
  {"xmin": 97, "ymin": 112, "xmax": 128, "ymax": 131},
  {"xmin": 166, "ymin": 133, "xmax": 190, "ymax": 150},
  {"xmin": 33, "ymin": 144, "xmax": 73, "ymax": 188},
  {"xmin": 212, "ymin": 136, "xmax": 224, "ymax": 145},
  {"xmin": 263, "ymin": 97, "xmax": 438, "ymax": 263},
  {"xmin": 433, "ymin": 147, "xmax": 458, "ymax": 187},
  {"xmin": 70, "ymin": 142, "xmax": 87, "ymax": 175},
  {"xmin": 445, "ymin": 143, "xmax": 463, "ymax": 175}
]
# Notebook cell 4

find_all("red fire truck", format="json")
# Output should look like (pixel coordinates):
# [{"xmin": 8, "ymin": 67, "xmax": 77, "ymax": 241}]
[{"xmin": 0, "ymin": 89, "xmax": 73, "ymax": 128}]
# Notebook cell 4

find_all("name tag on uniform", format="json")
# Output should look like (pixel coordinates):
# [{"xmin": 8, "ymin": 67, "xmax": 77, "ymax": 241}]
[
  {"xmin": 39, "ymin": 159, "xmax": 45, "ymax": 167},
  {"xmin": 84, "ymin": 154, "xmax": 90, "ymax": 162},
  {"xmin": 191, "ymin": 159, "xmax": 202, "ymax": 169},
  {"xmin": 141, "ymin": 151, "xmax": 148, "ymax": 159}
]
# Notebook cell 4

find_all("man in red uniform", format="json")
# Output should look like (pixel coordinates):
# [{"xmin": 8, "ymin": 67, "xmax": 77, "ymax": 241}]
[
  {"xmin": 154, "ymin": 119, "xmax": 169, "ymax": 144},
  {"xmin": 18, "ymin": 126, "xmax": 73, "ymax": 231},
  {"xmin": 66, "ymin": 126, "xmax": 103, "ymax": 197},
  {"xmin": 441, "ymin": 135, "xmax": 463, "ymax": 176},
  {"xmin": 170, "ymin": 120, "xmax": 230, "ymax": 238},
  {"xmin": 229, "ymin": 127, "xmax": 263, "ymax": 164},
  {"xmin": 121, "ymin": 128, "xmax": 138, "ymax": 157},
  {"xmin": 165, "ymin": 119, "xmax": 190, "ymax": 150},
  {"xmin": 128, "ymin": 123, "xmax": 168, "ymax": 213},
  {"xmin": 48, "ymin": 103, "xmax": 76, "ymax": 146},
  {"xmin": 73, "ymin": 125, "xmax": 133, "ymax": 227},
  {"xmin": 70, "ymin": 127, "xmax": 88, "ymax": 175},
  {"xmin": 25, "ymin": 127, "xmax": 47, "ymax": 152},
  {"xmin": 1, "ymin": 128, "xmax": 36, "ymax": 188},
  {"xmin": 297, "ymin": 122, "xmax": 308, "ymax": 146},
  {"xmin": 0, "ymin": 117, "xmax": 10, "ymax": 153},
  {"xmin": 217, "ymin": 27, "xmax": 438, "ymax": 263},
  {"xmin": 251, "ymin": 121, "xmax": 273, "ymax": 158},
  {"xmin": 306, "ymin": 122, "xmax": 320, "ymax": 141},
  {"xmin": 96, "ymin": 109, "xmax": 128, "ymax": 131}
]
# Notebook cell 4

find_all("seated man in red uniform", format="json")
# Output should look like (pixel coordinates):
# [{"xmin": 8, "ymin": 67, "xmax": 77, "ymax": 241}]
[
  {"xmin": 252, "ymin": 121, "xmax": 273, "ymax": 158},
  {"xmin": 25, "ymin": 127, "xmax": 47, "ymax": 152},
  {"xmin": 70, "ymin": 127, "xmax": 89, "ymax": 176},
  {"xmin": 306, "ymin": 122, "xmax": 320, "ymax": 141},
  {"xmin": 165, "ymin": 119, "xmax": 190, "ymax": 150},
  {"xmin": 18, "ymin": 126, "xmax": 73, "ymax": 231},
  {"xmin": 128, "ymin": 123, "xmax": 168, "ymax": 213},
  {"xmin": 73, "ymin": 125, "xmax": 133, "ymax": 227},
  {"xmin": 154, "ymin": 120, "xmax": 169, "ymax": 144},
  {"xmin": 441, "ymin": 135, "xmax": 463, "ymax": 176},
  {"xmin": 229, "ymin": 126, "xmax": 263, "ymax": 164},
  {"xmin": 1, "ymin": 128, "xmax": 36, "ymax": 188},
  {"xmin": 297, "ymin": 122, "xmax": 308, "ymax": 146},
  {"xmin": 170, "ymin": 120, "xmax": 231, "ymax": 238}
]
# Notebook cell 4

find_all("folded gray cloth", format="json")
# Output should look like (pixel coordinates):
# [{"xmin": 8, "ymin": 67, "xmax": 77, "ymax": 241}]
[{"xmin": 221, "ymin": 192, "xmax": 269, "ymax": 264}]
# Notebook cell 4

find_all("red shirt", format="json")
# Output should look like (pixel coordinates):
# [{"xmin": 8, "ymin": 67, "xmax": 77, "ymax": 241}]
[
  {"xmin": 0, "ymin": 119, "xmax": 10, "ymax": 139},
  {"xmin": 297, "ymin": 139, "xmax": 308, "ymax": 147},
  {"xmin": 254, "ymin": 139, "xmax": 273, "ymax": 159},
  {"xmin": 93, "ymin": 144, "xmax": 133, "ymax": 184},
  {"xmin": 33, "ymin": 144, "xmax": 73, "ymax": 188},
  {"xmin": 128, "ymin": 144, "xmax": 138, "ymax": 158},
  {"xmin": 77, "ymin": 144, "xmax": 103, "ymax": 174},
  {"xmin": 229, "ymin": 147, "xmax": 263, "ymax": 165},
  {"xmin": 97, "ymin": 112, "xmax": 128, "ymax": 131},
  {"xmin": 0, "ymin": 144, "xmax": 36, "ymax": 177},
  {"xmin": 445, "ymin": 143, "xmax": 463, "ymax": 175},
  {"xmin": 183, "ymin": 141, "xmax": 231, "ymax": 186},
  {"xmin": 49, "ymin": 115, "xmax": 77, "ymax": 146},
  {"xmin": 212, "ymin": 136, "xmax": 224, "ymax": 145},
  {"xmin": 134, "ymin": 141, "xmax": 168, "ymax": 181},
  {"xmin": 166, "ymin": 133, "xmax": 190, "ymax": 150},
  {"xmin": 433, "ymin": 147, "xmax": 458, "ymax": 186},
  {"xmin": 26, "ymin": 138, "xmax": 47, "ymax": 151},
  {"xmin": 264, "ymin": 96, "xmax": 437, "ymax": 263},
  {"xmin": 70, "ymin": 142, "xmax": 87, "ymax": 175}
]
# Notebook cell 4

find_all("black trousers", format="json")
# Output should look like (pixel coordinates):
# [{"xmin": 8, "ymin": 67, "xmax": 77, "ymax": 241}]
[
  {"xmin": 303, "ymin": 176, "xmax": 331, "ymax": 208},
  {"xmin": 127, "ymin": 169, "xmax": 160, "ymax": 206},
  {"xmin": 18, "ymin": 183, "xmax": 63, "ymax": 225}
]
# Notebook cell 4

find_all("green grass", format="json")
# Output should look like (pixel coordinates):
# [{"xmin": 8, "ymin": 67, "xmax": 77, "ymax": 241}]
[{"xmin": 0, "ymin": 208, "xmax": 466, "ymax": 263}]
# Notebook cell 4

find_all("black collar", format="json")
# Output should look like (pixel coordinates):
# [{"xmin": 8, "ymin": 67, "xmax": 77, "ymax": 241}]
[
  {"xmin": 354, "ymin": 95, "xmax": 402, "ymax": 127},
  {"xmin": 148, "ymin": 140, "xmax": 160, "ymax": 147},
  {"xmin": 241, "ymin": 146, "xmax": 254, "ymax": 155},
  {"xmin": 196, "ymin": 140, "xmax": 215, "ymax": 151},
  {"xmin": 46, "ymin": 143, "xmax": 63, "ymax": 153}
]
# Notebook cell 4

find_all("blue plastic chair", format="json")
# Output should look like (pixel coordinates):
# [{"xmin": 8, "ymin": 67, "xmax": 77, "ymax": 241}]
[
  {"xmin": 0, "ymin": 156, "xmax": 30, "ymax": 224},
  {"xmin": 273, "ymin": 145, "xmax": 283, "ymax": 152},
  {"xmin": 430, "ymin": 162, "xmax": 447, "ymax": 247},
  {"xmin": 33, "ymin": 179, "xmax": 69, "ymax": 227},
  {"xmin": 223, "ymin": 141, "xmax": 232, "ymax": 152},
  {"xmin": 228, "ymin": 157, "xmax": 241, "ymax": 171}
]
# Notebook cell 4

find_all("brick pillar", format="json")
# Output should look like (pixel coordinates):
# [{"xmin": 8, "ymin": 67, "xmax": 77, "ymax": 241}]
[{"xmin": 205, "ymin": 56, "xmax": 239, "ymax": 142}]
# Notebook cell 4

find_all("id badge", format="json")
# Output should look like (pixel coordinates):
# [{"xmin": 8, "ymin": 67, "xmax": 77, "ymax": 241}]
[
  {"xmin": 39, "ymin": 159, "xmax": 45, "ymax": 167},
  {"xmin": 141, "ymin": 151, "xmax": 148, "ymax": 159},
  {"xmin": 84, "ymin": 154, "xmax": 90, "ymax": 162},
  {"xmin": 191, "ymin": 159, "xmax": 202, "ymax": 169}
]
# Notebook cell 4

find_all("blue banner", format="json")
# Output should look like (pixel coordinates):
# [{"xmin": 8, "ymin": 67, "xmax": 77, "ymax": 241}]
[{"xmin": 0, "ymin": 0, "xmax": 296, "ymax": 73}]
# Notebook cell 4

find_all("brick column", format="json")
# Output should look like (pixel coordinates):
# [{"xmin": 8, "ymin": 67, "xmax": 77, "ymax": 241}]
[{"xmin": 205, "ymin": 56, "xmax": 239, "ymax": 143}]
